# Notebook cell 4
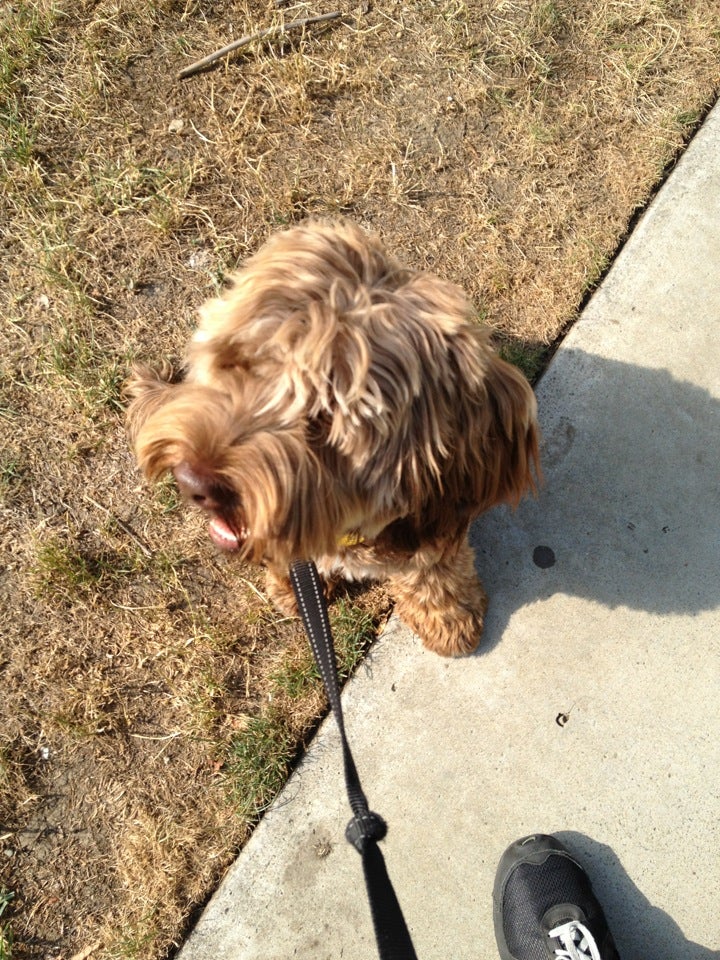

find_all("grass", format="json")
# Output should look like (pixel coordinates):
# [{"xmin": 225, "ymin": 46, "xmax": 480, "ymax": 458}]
[
  {"xmin": 498, "ymin": 340, "xmax": 549, "ymax": 384},
  {"xmin": 225, "ymin": 596, "xmax": 380, "ymax": 824},
  {"xmin": 0, "ymin": 929, "xmax": 11, "ymax": 959},
  {"xmin": 0, "ymin": 889, "xmax": 13, "ymax": 960},
  {"xmin": 32, "ymin": 537, "xmax": 151, "ymax": 601},
  {"xmin": 271, "ymin": 599, "xmax": 377, "ymax": 699},
  {"xmin": 46, "ymin": 324, "xmax": 128, "ymax": 413},
  {"xmin": 1, "ymin": 1, "xmax": 719, "ymax": 957},
  {"xmin": 0, "ymin": 455, "xmax": 25, "ymax": 503},
  {"xmin": 226, "ymin": 715, "xmax": 297, "ymax": 819}
]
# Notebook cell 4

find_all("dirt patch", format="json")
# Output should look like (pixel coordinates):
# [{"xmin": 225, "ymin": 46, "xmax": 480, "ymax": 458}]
[{"xmin": 1, "ymin": 1, "xmax": 719, "ymax": 957}]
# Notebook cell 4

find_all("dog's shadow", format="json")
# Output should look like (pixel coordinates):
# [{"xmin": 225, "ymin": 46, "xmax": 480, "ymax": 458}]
[
  {"xmin": 469, "ymin": 348, "xmax": 720, "ymax": 652},
  {"xmin": 553, "ymin": 832, "xmax": 720, "ymax": 959}
]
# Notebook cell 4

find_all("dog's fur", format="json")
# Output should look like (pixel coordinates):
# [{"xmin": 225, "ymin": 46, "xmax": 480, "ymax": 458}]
[{"xmin": 126, "ymin": 221, "xmax": 539, "ymax": 656}]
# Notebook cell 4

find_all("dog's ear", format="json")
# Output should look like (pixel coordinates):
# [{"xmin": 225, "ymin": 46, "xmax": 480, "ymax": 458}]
[
  {"xmin": 128, "ymin": 381, "xmax": 238, "ymax": 482},
  {"xmin": 467, "ymin": 352, "xmax": 541, "ymax": 511},
  {"xmin": 124, "ymin": 363, "xmax": 177, "ymax": 445},
  {"xmin": 446, "ymin": 347, "xmax": 540, "ymax": 527},
  {"xmin": 394, "ymin": 331, "xmax": 540, "ymax": 539}
]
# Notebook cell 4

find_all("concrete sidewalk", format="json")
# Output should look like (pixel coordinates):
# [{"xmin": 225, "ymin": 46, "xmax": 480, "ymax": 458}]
[{"xmin": 180, "ymin": 103, "xmax": 720, "ymax": 960}]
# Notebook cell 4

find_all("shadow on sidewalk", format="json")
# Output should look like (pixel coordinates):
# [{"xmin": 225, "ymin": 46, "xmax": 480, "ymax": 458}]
[
  {"xmin": 555, "ymin": 831, "xmax": 720, "ymax": 960},
  {"xmin": 470, "ymin": 349, "xmax": 720, "ymax": 652}
]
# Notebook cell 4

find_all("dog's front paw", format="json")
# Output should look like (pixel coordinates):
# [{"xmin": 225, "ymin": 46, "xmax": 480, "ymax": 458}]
[
  {"xmin": 396, "ymin": 595, "xmax": 487, "ymax": 657},
  {"xmin": 390, "ymin": 541, "xmax": 488, "ymax": 656},
  {"xmin": 265, "ymin": 569, "xmax": 299, "ymax": 618}
]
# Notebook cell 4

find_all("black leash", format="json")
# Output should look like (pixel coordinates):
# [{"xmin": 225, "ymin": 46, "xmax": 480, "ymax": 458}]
[{"xmin": 289, "ymin": 559, "xmax": 418, "ymax": 960}]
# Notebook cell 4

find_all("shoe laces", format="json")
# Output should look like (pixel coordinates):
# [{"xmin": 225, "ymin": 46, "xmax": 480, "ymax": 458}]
[{"xmin": 548, "ymin": 919, "xmax": 602, "ymax": 960}]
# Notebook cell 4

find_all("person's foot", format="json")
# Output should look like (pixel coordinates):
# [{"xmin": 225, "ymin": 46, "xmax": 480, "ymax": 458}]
[{"xmin": 493, "ymin": 834, "xmax": 620, "ymax": 960}]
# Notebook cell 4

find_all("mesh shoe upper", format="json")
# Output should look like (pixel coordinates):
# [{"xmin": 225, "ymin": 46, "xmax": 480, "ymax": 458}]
[{"xmin": 493, "ymin": 835, "xmax": 620, "ymax": 960}]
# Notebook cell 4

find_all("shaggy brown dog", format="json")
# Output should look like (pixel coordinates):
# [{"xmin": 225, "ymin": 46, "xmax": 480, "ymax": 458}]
[{"xmin": 126, "ymin": 221, "xmax": 539, "ymax": 656}]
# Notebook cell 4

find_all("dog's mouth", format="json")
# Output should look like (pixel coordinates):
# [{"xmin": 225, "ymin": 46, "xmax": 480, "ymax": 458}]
[
  {"xmin": 207, "ymin": 514, "xmax": 247, "ymax": 552},
  {"xmin": 171, "ymin": 461, "xmax": 249, "ymax": 553}
]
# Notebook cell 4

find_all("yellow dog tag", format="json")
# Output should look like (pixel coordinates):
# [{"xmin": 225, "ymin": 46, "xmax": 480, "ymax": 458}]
[{"xmin": 338, "ymin": 531, "xmax": 365, "ymax": 548}]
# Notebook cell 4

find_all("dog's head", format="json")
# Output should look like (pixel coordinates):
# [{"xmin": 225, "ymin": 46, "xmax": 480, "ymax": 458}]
[{"xmin": 126, "ymin": 220, "xmax": 539, "ymax": 564}]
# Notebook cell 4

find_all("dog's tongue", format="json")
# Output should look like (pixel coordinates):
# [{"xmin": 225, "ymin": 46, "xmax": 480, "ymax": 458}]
[{"xmin": 208, "ymin": 516, "xmax": 242, "ymax": 551}]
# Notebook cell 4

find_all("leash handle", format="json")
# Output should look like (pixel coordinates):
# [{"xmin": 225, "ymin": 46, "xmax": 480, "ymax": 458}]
[{"xmin": 289, "ymin": 560, "xmax": 418, "ymax": 960}]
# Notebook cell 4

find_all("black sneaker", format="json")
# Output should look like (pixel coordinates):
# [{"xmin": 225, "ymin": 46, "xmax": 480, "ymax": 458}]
[{"xmin": 493, "ymin": 834, "xmax": 620, "ymax": 960}]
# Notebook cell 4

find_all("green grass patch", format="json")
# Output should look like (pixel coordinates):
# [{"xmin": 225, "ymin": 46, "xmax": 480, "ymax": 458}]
[
  {"xmin": 44, "ymin": 326, "xmax": 128, "ymax": 418},
  {"xmin": 228, "ymin": 598, "xmax": 378, "ymax": 819},
  {"xmin": 225, "ymin": 714, "xmax": 297, "ymax": 820},
  {"xmin": 153, "ymin": 476, "xmax": 183, "ymax": 514},
  {"xmin": 0, "ymin": 3, "xmax": 60, "ymax": 176},
  {"xmin": 0, "ymin": 103, "xmax": 35, "ymax": 169},
  {"xmin": 271, "ymin": 599, "xmax": 377, "ymax": 699},
  {"xmin": 330, "ymin": 599, "xmax": 377, "ymax": 678},
  {"xmin": 33, "ymin": 539, "xmax": 135, "ymax": 600},
  {"xmin": 0, "ymin": 889, "xmax": 14, "ymax": 960},
  {"xmin": 108, "ymin": 913, "xmax": 159, "ymax": 960},
  {"xmin": 31, "ymin": 535, "xmax": 182, "ymax": 603},
  {"xmin": 0, "ymin": 454, "xmax": 26, "ymax": 503},
  {"xmin": 498, "ymin": 339, "xmax": 549, "ymax": 383}
]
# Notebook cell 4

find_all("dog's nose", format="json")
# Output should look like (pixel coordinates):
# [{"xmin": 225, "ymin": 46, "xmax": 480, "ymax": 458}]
[{"xmin": 172, "ymin": 462, "xmax": 225, "ymax": 511}]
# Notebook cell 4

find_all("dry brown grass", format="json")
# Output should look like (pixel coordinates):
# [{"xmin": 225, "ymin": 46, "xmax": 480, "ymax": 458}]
[{"xmin": 1, "ymin": 1, "xmax": 718, "ymax": 957}]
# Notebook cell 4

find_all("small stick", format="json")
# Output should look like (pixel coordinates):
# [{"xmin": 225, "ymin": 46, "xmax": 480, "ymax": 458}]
[
  {"xmin": 69, "ymin": 943, "xmax": 102, "ymax": 960},
  {"xmin": 178, "ymin": 11, "xmax": 343, "ymax": 80},
  {"xmin": 84, "ymin": 495, "xmax": 153, "ymax": 558}
]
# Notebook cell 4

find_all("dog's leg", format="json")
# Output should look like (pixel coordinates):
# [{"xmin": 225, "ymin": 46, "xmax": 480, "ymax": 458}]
[
  {"xmin": 390, "ymin": 538, "xmax": 487, "ymax": 657},
  {"xmin": 265, "ymin": 566, "xmax": 299, "ymax": 617}
]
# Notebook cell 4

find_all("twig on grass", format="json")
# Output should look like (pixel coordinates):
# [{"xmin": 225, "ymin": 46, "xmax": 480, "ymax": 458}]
[
  {"xmin": 84, "ymin": 495, "xmax": 153, "ymax": 558},
  {"xmin": 178, "ymin": 11, "xmax": 343, "ymax": 80},
  {"xmin": 69, "ymin": 942, "xmax": 102, "ymax": 960}
]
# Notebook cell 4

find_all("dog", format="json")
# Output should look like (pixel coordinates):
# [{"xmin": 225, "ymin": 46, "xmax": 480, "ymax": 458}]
[{"xmin": 126, "ymin": 220, "xmax": 539, "ymax": 656}]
